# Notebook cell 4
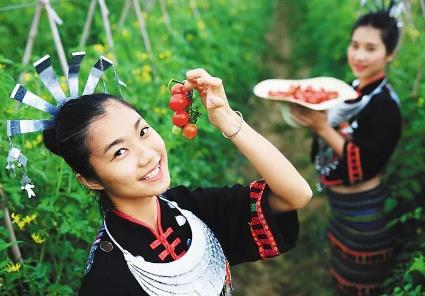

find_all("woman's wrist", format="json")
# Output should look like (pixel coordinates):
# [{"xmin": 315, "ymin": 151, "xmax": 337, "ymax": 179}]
[
  {"xmin": 314, "ymin": 123, "xmax": 331, "ymax": 137},
  {"xmin": 217, "ymin": 109, "xmax": 243, "ymax": 138}
]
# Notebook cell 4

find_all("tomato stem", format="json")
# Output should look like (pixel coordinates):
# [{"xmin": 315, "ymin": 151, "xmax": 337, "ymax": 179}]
[{"xmin": 166, "ymin": 79, "xmax": 184, "ymax": 92}]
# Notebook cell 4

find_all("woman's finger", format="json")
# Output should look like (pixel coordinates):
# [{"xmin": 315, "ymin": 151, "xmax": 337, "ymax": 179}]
[
  {"xmin": 290, "ymin": 111, "xmax": 311, "ymax": 126},
  {"xmin": 195, "ymin": 76, "xmax": 222, "ymax": 87},
  {"xmin": 186, "ymin": 68, "xmax": 210, "ymax": 80},
  {"xmin": 290, "ymin": 114, "xmax": 309, "ymax": 127},
  {"xmin": 183, "ymin": 80, "xmax": 195, "ymax": 91}
]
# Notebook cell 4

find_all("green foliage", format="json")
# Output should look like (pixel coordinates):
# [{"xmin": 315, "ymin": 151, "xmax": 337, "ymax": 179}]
[
  {"xmin": 0, "ymin": 0, "xmax": 274, "ymax": 294},
  {"xmin": 286, "ymin": 0, "xmax": 425, "ymax": 293}
]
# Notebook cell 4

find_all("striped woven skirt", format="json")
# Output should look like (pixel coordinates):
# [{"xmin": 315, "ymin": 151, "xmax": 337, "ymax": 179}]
[{"xmin": 326, "ymin": 184, "xmax": 395, "ymax": 295}]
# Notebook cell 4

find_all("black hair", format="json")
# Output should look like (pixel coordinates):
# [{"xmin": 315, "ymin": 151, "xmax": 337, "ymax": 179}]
[
  {"xmin": 43, "ymin": 93, "xmax": 138, "ymax": 215},
  {"xmin": 351, "ymin": 11, "xmax": 400, "ymax": 54}
]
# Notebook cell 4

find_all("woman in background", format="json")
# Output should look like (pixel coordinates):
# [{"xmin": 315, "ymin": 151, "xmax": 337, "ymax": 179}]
[{"xmin": 291, "ymin": 10, "xmax": 402, "ymax": 295}]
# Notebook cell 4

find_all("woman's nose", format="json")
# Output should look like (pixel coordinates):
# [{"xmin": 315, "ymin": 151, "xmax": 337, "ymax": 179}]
[
  {"xmin": 136, "ymin": 145, "xmax": 156, "ymax": 167},
  {"xmin": 353, "ymin": 48, "xmax": 367, "ymax": 62}
]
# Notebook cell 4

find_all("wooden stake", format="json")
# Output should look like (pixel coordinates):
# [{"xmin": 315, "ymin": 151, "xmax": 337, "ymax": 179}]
[
  {"xmin": 79, "ymin": 0, "xmax": 97, "ymax": 48},
  {"xmin": 0, "ymin": 185, "xmax": 22, "ymax": 263},
  {"xmin": 43, "ymin": 0, "xmax": 68, "ymax": 76},
  {"xmin": 412, "ymin": 56, "xmax": 424, "ymax": 98},
  {"xmin": 158, "ymin": 0, "xmax": 171, "ymax": 27},
  {"xmin": 19, "ymin": 1, "xmax": 68, "ymax": 80},
  {"xmin": 98, "ymin": 0, "xmax": 114, "ymax": 48},
  {"xmin": 20, "ymin": 1, "xmax": 42, "ymax": 82},
  {"xmin": 132, "ymin": 0, "xmax": 153, "ymax": 55},
  {"xmin": 118, "ymin": 0, "xmax": 131, "ymax": 29},
  {"xmin": 188, "ymin": 0, "xmax": 201, "ymax": 20},
  {"xmin": 420, "ymin": 0, "xmax": 425, "ymax": 17}
]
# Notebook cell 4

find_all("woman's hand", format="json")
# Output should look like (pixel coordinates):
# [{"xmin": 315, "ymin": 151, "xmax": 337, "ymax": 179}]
[
  {"xmin": 184, "ymin": 68, "xmax": 235, "ymax": 131},
  {"xmin": 290, "ymin": 104, "xmax": 345, "ymax": 157},
  {"xmin": 289, "ymin": 104, "xmax": 329, "ymax": 133}
]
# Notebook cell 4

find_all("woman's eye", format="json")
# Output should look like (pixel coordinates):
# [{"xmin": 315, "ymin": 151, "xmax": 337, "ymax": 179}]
[
  {"xmin": 140, "ymin": 126, "xmax": 150, "ymax": 137},
  {"xmin": 113, "ymin": 149, "xmax": 127, "ymax": 158}
]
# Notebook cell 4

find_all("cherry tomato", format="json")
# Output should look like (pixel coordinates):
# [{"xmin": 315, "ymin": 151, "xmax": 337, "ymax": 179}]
[
  {"xmin": 171, "ymin": 125, "xmax": 182, "ymax": 135},
  {"xmin": 172, "ymin": 111, "xmax": 190, "ymax": 127},
  {"xmin": 182, "ymin": 123, "xmax": 198, "ymax": 140},
  {"xmin": 169, "ymin": 94, "xmax": 190, "ymax": 111},
  {"xmin": 170, "ymin": 83, "xmax": 185, "ymax": 95}
]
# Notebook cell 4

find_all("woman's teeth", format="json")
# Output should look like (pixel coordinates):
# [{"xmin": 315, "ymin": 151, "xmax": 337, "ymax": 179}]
[{"xmin": 141, "ymin": 164, "xmax": 160, "ymax": 180}]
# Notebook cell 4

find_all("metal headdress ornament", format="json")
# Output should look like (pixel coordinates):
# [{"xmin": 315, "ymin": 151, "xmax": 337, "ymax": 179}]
[
  {"xmin": 6, "ymin": 51, "xmax": 125, "ymax": 198},
  {"xmin": 359, "ymin": 0, "xmax": 409, "ymax": 27}
]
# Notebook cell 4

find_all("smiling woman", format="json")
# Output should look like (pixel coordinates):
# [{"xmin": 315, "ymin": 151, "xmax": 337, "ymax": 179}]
[
  {"xmin": 290, "ymin": 9, "xmax": 403, "ymax": 296},
  {"xmin": 41, "ymin": 69, "xmax": 312, "ymax": 296}
]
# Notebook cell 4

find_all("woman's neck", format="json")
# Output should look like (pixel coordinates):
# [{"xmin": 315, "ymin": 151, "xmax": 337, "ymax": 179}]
[
  {"xmin": 112, "ymin": 195, "xmax": 159, "ymax": 232},
  {"xmin": 358, "ymin": 71, "xmax": 386, "ymax": 90}
]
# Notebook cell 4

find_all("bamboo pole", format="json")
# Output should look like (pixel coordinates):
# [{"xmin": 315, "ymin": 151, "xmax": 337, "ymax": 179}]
[
  {"xmin": 412, "ymin": 56, "xmax": 425, "ymax": 98},
  {"xmin": 158, "ymin": 0, "xmax": 171, "ymax": 27},
  {"xmin": 0, "ymin": 185, "xmax": 22, "ymax": 263},
  {"xmin": 188, "ymin": 0, "xmax": 201, "ymax": 20},
  {"xmin": 132, "ymin": 0, "xmax": 153, "ymax": 55},
  {"xmin": 19, "ymin": 1, "xmax": 42, "ymax": 82},
  {"xmin": 79, "ymin": 0, "xmax": 97, "ymax": 48},
  {"xmin": 98, "ymin": 0, "xmax": 114, "ymax": 48},
  {"xmin": 42, "ymin": 0, "xmax": 68, "ymax": 76},
  {"xmin": 118, "ymin": 0, "xmax": 131, "ymax": 28}
]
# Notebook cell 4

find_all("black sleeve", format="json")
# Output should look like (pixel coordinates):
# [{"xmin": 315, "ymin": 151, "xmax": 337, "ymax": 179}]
[
  {"xmin": 165, "ymin": 180, "xmax": 299, "ymax": 266},
  {"xmin": 328, "ymin": 96, "xmax": 402, "ymax": 185}
]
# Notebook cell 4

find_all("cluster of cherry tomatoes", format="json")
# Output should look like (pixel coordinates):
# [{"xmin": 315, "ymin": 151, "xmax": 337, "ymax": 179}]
[
  {"xmin": 168, "ymin": 81, "xmax": 200, "ymax": 140},
  {"xmin": 268, "ymin": 85, "xmax": 339, "ymax": 104}
]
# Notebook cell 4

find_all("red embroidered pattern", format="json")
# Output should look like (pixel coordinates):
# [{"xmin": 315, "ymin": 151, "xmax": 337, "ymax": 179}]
[
  {"xmin": 112, "ymin": 200, "xmax": 185, "ymax": 262},
  {"xmin": 249, "ymin": 180, "xmax": 280, "ymax": 259},
  {"xmin": 346, "ymin": 142, "xmax": 363, "ymax": 184},
  {"xmin": 149, "ymin": 227, "xmax": 185, "ymax": 261},
  {"xmin": 328, "ymin": 232, "xmax": 393, "ymax": 264},
  {"xmin": 330, "ymin": 268, "xmax": 381, "ymax": 294},
  {"xmin": 321, "ymin": 175, "xmax": 344, "ymax": 186},
  {"xmin": 225, "ymin": 260, "xmax": 232, "ymax": 289}
]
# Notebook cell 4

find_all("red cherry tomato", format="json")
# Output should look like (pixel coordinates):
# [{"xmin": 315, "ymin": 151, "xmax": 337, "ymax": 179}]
[
  {"xmin": 169, "ymin": 94, "xmax": 190, "ymax": 111},
  {"xmin": 172, "ymin": 111, "xmax": 190, "ymax": 127},
  {"xmin": 170, "ymin": 83, "xmax": 185, "ymax": 95},
  {"xmin": 182, "ymin": 123, "xmax": 198, "ymax": 140}
]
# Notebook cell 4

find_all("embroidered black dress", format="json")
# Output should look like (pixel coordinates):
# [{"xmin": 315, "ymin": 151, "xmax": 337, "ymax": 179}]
[
  {"xmin": 312, "ymin": 78, "xmax": 402, "ymax": 295},
  {"xmin": 78, "ymin": 180, "xmax": 299, "ymax": 295}
]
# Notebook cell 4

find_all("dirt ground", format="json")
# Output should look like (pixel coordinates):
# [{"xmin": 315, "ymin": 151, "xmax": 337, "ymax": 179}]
[{"xmin": 231, "ymin": 1, "xmax": 334, "ymax": 295}]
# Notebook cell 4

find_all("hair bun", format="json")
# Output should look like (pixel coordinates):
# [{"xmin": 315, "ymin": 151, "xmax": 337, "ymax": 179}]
[{"xmin": 43, "ymin": 128, "xmax": 61, "ymax": 156}]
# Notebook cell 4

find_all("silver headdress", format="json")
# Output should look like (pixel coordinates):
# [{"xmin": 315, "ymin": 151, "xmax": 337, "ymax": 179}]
[
  {"xmin": 6, "ymin": 51, "xmax": 125, "ymax": 198},
  {"xmin": 359, "ymin": 0, "xmax": 409, "ymax": 27}
]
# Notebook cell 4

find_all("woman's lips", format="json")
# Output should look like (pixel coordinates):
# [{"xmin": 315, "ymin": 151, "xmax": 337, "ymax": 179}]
[
  {"xmin": 354, "ymin": 64, "xmax": 366, "ymax": 72},
  {"xmin": 140, "ymin": 162, "xmax": 162, "ymax": 181}
]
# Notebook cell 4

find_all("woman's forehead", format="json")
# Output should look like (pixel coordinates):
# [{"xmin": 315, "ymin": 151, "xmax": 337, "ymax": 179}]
[
  {"xmin": 103, "ymin": 101, "xmax": 145, "ymax": 123},
  {"xmin": 352, "ymin": 26, "xmax": 383, "ymax": 45},
  {"xmin": 89, "ymin": 102, "xmax": 145, "ymax": 147}
]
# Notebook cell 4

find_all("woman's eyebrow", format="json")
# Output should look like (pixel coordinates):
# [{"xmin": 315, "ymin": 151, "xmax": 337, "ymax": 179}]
[
  {"xmin": 103, "ymin": 117, "xmax": 141, "ymax": 155},
  {"xmin": 351, "ymin": 38, "xmax": 379, "ymax": 47}
]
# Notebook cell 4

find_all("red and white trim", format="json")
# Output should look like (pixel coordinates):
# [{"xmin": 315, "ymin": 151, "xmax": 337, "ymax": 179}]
[
  {"xmin": 248, "ymin": 180, "xmax": 280, "ymax": 259},
  {"xmin": 346, "ymin": 142, "xmax": 363, "ymax": 184}
]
